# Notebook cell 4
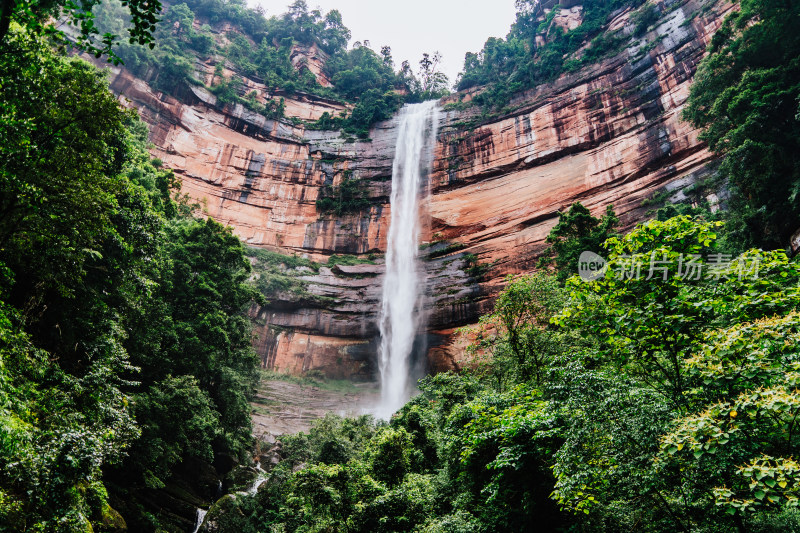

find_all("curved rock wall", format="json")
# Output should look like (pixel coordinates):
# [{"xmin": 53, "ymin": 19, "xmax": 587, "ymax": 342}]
[{"xmin": 97, "ymin": 0, "xmax": 731, "ymax": 377}]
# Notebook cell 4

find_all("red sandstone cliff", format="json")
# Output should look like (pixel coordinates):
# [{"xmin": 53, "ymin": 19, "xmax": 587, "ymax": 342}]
[{"xmin": 97, "ymin": 0, "xmax": 731, "ymax": 377}]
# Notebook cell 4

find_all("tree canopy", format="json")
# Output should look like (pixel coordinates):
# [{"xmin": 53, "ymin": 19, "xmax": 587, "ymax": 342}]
[
  {"xmin": 0, "ymin": 25, "xmax": 260, "ymax": 531},
  {"xmin": 183, "ymin": 214, "xmax": 800, "ymax": 532},
  {"xmin": 88, "ymin": 0, "xmax": 450, "ymax": 138},
  {"xmin": 541, "ymin": 202, "xmax": 618, "ymax": 282},
  {"xmin": 456, "ymin": 0, "xmax": 643, "ymax": 110},
  {"xmin": 684, "ymin": 0, "xmax": 800, "ymax": 250},
  {"xmin": 0, "ymin": 0, "xmax": 161, "ymax": 59}
]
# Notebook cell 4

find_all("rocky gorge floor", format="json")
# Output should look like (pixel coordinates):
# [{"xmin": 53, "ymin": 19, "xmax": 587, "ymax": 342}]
[{"xmin": 250, "ymin": 375, "xmax": 380, "ymax": 441}]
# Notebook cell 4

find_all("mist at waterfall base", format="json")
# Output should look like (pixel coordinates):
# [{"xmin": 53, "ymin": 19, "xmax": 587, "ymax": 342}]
[{"xmin": 375, "ymin": 101, "xmax": 440, "ymax": 419}]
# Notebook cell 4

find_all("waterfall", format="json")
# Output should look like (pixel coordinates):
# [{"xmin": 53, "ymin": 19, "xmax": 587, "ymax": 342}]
[
  {"xmin": 377, "ymin": 100, "xmax": 440, "ymax": 418},
  {"xmin": 192, "ymin": 508, "xmax": 207, "ymax": 533},
  {"xmin": 247, "ymin": 462, "xmax": 268, "ymax": 495}
]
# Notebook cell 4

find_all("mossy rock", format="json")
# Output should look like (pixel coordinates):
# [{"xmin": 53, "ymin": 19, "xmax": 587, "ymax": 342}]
[
  {"xmin": 199, "ymin": 494, "xmax": 243, "ymax": 533},
  {"xmin": 222, "ymin": 465, "xmax": 258, "ymax": 493},
  {"xmin": 99, "ymin": 501, "xmax": 127, "ymax": 532},
  {"xmin": 75, "ymin": 512, "xmax": 94, "ymax": 533}
]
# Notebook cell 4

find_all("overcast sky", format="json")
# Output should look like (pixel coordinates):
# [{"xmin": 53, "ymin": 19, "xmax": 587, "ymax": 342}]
[{"xmin": 254, "ymin": 0, "xmax": 518, "ymax": 85}]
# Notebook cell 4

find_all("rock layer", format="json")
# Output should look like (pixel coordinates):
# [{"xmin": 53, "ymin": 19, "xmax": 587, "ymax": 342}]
[{"xmin": 99, "ymin": 0, "xmax": 730, "ymax": 376}]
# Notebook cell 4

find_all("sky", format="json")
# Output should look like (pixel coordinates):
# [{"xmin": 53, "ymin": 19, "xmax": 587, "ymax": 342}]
[{"xmin": 255, "ymin": 0, "xmax": 519, "ymax": 85}]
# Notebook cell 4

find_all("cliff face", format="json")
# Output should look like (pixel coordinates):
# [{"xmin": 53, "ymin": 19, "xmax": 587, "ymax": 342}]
[{"xmin": 100, "ymin": 0, "xmax": 730, "ymax": 377}]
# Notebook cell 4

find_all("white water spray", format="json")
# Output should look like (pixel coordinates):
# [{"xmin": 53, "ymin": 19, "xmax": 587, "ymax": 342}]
[
  {"xmin": 377, "ymin": 100, "xmax": 439, "ymax": 418},
  {"xmin": 192, "ymin": 508, "xmax": 207, "ymax": 533}
]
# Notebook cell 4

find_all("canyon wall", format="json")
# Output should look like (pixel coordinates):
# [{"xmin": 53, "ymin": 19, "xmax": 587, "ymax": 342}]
[{"xmin": 98, "ymin": 0, "xmax": 730, "ymax": 377}]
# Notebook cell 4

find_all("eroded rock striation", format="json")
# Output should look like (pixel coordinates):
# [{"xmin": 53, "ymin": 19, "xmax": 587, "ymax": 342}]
[{"xmin": 99, "ymin": 0, "xmax": 731, "ymax": 377}]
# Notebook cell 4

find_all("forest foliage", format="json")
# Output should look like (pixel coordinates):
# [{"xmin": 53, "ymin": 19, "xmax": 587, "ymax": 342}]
[
  {"xmin": 206, "ymin": 214, "xmax": 800, "ymax": 533},
  {"xmin": 89, "ymin": 0, "xmax": 450, "ymax": 137},
  {"xmin": 683, "ymin": 0, "xmax": 800, "ymax": 250},
  {"xmin": 455, "ymin": 0, "xmax": 648, "ymax": 111},
  {"xmin": 0, "ymin": 25, "xmax": 260, "ymax": 532},
  {"xmin": 2, "ymin": 0, "xmax": 800, "ymax": 530}
]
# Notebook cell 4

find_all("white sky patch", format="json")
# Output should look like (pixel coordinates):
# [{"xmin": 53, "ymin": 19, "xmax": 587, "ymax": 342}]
[{"xmin": 253, "ymin": 0, "xmax": 518, "ymax": 86}]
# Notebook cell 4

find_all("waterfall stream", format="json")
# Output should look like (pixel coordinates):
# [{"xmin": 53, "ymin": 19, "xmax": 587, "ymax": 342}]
[
  {"xmin": 376, "ymin": 100, "xmax": 440, "ymax": 418},
  {"xmin": 247, "ymin": 463, "xmax": 268, "ymax": 494},
  {"xmin": 192, "ymin": 507, "xmax": 208, "ymax": 533}
]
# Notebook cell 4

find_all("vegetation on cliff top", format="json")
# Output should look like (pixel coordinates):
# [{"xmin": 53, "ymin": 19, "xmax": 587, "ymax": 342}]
[
  {"xmin": 89, "ymin": 0, "xmax": 450, "ymax": 138},
  {"xmin": 455, "ymin": 0, "xmax": 651, "ymax": 111}
]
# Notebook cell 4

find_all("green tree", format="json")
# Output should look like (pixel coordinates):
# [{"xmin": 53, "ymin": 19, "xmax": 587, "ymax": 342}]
[
  {"xmin": 658, "ymin": 314, "xmax": 800, "ymax": 523},
  {"xmin": 551, "ymin": 216, "xmax": 800, "ymax": 530},
  {"xmin": 162, "ymin": 2, "xmax": 194, "ymax": 37},
  {"xmin": 683, "ymin": 0, "xmax": 800, "ymax": 250},
  {"xmin": 0, "ymin": 26, "xmax": 131, "ymax": 310},
  {"xmin": 445, "ymin": 386, "xmax": 567, "ymax": 531},
  {"xmin": 542, "ymin": 202, "xmax": 618, "ymax": 282},
  {"xmin": 554, "ymin": 216, "xmax": 800, "ymax": 405},
  {"xmin": 415, "ymin": 52, "xmax": 450, "ymax": 101},
  {"xmin": 126, "ymin": 375, "xmax": 219, "ymax": 489},
  {"xmin": 90, "ymin": 0, "xmax": 202, "ymax": 96},
  {"xmin": 0, "ymin": 28, "xmax": 146, "ymax": 531},
  {"xmin": 123, "ymin": 217, "xmax": 260, "ymax": 461},
  {"xmin": 280, "ymin": 413, "xmax": 377, "ymax": 467},
  {"xmin": 456, "ymin": 0, "xmax": 633, "ymax": 109},
  {"xmin": 0, "ymin": 0, "xmax": 161, "ymax": 60},
  {"xmin": 364, "ymin": 427, "xmax": 415, "ymax": 486},
  {"xmin": 1, "ymin": 26, "xmax": 260, "ymax": 530},
  {"xmin": 328, "ymin": 43, "xmax": 398, "ymax": 98},
  {"xmin": 467, "ymin": 273, "xmax": 566, "ymax": 386}
]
